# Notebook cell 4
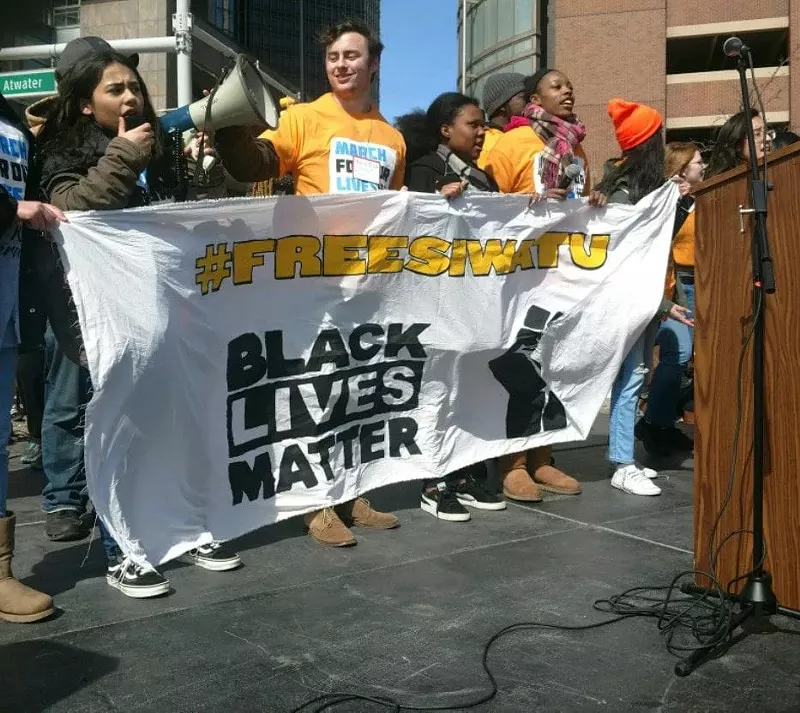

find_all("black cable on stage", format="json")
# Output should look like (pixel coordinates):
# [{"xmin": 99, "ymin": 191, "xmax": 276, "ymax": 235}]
[{"xmin": 289, "ymin": 290, "xmax": 759, "ymax": 713}]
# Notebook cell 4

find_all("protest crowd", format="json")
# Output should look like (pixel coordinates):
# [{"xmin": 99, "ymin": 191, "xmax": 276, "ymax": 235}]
[{"xmin": 0, "ymin": 16, "xmax": 789, "ymax": 622}]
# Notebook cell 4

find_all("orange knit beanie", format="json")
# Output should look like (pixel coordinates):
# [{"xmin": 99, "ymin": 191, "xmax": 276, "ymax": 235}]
[{"xmin": 607, "ymin": 98, "xmax": 663, "ymax": 151}]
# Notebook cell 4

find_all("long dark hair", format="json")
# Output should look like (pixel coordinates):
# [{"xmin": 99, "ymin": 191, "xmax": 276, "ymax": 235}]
[
  {"xmin": 705, "ymin": 109, "xmax": 759, "ymax": 177},
  {"xmin": 37, "ymin": 50, "xmax": 162, "ymax": 159},
  {"xmin": 770, "ymin": 130, "xmax": 799, "ymax": 150},
  {"xmin": 599, "ymin": 132, "xmax": 665, "ymax": 203},
  {"xmin": 396, "ymin": 92, "xmax": 480, "ymax": 166}
]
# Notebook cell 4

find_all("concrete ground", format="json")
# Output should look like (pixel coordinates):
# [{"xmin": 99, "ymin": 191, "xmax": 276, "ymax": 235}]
[{"xmin": 2, "ymin": 416, "xmax": 799, "ymax": 712}]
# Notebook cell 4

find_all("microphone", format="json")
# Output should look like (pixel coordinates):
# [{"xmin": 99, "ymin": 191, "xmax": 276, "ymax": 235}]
[
  {"xmin": 723, "ymin": 36, "xmax": 748, "ymax": 57},
  {"xmin": 557, "ymin": 162, "xmax": 582, "ymax": 190}
]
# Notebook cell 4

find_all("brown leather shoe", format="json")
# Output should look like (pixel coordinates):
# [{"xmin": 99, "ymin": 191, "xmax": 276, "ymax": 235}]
[
  {"xmin": 304, "ymin": 508, "xmax": 356, "ymax": 547},
  {"xmin": 528, "ymin": 446, "xmax": 581, "ymax": 495},
  {"xmin": 337, "ymin": 498, "xmax": 399, "ymax": 529},
  {"xmin": 499, "ymin": 452, "xmax": 542, "ymax": 502}
]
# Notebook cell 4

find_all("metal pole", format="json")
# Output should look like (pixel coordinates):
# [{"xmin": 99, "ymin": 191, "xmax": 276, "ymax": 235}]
[
  {"xmin": 299, "ymin": 0, "xmax": 305, "ymax": 100},
  {"xmin": 189, "ymin": 23, "xmax": 300, "ymax": 99},
  {"xmin": 461, "ymin": 0, "xmax": 467, "ymax": 93},
  {"xmin": 174, "ymin": 0, "xmax": 193, "ymax": 106},
  {"xmin": 0, "ymin": 36, "xmax": 177, "ymax": 62},
  {"xmin": 192, "ymin": 25, "xmax": 238, "ymax": 60}
]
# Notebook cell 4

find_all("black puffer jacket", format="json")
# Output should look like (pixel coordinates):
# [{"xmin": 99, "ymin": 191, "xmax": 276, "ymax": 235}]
[{"xmin": 405, "ymin": 151, "xmax": 498, "ymax": 194}]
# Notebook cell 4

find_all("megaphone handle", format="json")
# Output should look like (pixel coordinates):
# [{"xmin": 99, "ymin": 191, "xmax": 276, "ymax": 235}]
[
  {"xmin": 202, "ymin": 154, "xmax": 217, "ymax": 172},
  {"xmin": 194, "ymin": 68, "xmax": 227, "ymax": 192}
]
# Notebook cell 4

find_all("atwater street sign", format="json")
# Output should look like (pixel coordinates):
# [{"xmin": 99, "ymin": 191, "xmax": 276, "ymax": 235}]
[{"xmin": 0, "ymin": 69, "xmax": 57, "ymax": 98}]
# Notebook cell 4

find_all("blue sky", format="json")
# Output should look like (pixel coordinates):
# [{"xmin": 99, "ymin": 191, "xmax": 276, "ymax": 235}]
[{"xmin": 379, "ymin": 0, "xmax": 457, "ymax": 124}]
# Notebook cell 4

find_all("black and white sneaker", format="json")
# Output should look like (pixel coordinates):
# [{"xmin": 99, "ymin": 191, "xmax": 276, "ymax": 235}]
[
  {"xmin": 106, "ymin": 556, "xmax": 170, "ymax": 599},
  {"xmin": 179, "ymin": 541, "xmax": 242, "ymax": 571},
  {"xmin": 420, "ymin": 482, "xmax": 471, "ymax": 522},
  {"xmin": 454, "ymin": 476, "xmax": 507, "ymax": 511}
]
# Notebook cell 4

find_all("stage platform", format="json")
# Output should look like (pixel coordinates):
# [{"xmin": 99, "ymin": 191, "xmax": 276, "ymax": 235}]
[{"xmin": 2, "ymin": 419, "xmax": 799, "ymax": 712}]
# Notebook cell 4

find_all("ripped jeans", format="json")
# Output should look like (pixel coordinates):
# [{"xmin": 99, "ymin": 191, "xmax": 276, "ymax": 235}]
[{"xmin": 608, "ymin": 320, "xmax": 658, "ymax": 466}]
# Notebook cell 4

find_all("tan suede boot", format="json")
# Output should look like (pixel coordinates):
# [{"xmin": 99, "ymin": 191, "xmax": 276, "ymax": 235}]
[
  {"xmin": 528, "ymin": 446, "xmax": 582, "ymax": 495},
  {"xmin": 0, "ymin": 512, "xmax": 55, "ymax": 623},
  {"xmin": 304, "ymin": 507, "xmax": 356, "ymax": 547},
  {"xmin": 499, "ymin": 451, "xmax": 542, "ymax": 502},
  {"xmin": 337, "ymin": 498, "xmax": 399, "ymax": 529}
]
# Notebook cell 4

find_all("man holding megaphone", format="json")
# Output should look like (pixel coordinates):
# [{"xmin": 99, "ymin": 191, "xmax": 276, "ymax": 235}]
[{"xmin": 214, "ymin": 18, "xmax": 407, "ymax": 548}]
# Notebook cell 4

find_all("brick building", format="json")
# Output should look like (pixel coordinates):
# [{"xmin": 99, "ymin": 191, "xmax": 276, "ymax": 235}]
[
  {"xmin": 553, "ymin": 0, "xmax": 798, "ymax": 174},
  {"xmin": 459, "ymin": 1, "xmax": 798, "ymax": 176}
]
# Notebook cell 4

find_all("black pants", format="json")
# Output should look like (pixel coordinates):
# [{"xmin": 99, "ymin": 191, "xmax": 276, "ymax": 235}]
[
  {"xmin": 422, "ymin": 462, "xmax": 488, "ymax": 492},
  {"xmin": 16, "ymin": 349, "xmax": 45, "ymax": 441}
]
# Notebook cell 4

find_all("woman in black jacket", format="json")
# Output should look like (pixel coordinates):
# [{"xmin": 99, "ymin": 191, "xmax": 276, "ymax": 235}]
[
  {"xmin": 0, "ymin": 91, "xmax": 64, "ymax": 622},
  {"xmin": 397, "ymin": 92, "xmax": 504, "ymax": 522},
  {"xmin": 403, "ymin": 92, "xmax": 498, "ymax": 198},
  {"xmin": 34, "ymin": 43, "xmax": 241, "ymax": 599}
]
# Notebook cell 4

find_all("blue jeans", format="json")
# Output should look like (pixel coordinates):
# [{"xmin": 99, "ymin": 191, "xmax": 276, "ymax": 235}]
[
  {"xmin": 0, "ymin": 347, "xmax": 18, "ymax": 517},
  {"xmin": 608, "ymin": 328, "xmax": 651, "ymax": 466},
  {"xmin": 645, "ymin": 276, "xmax": 695, "ymax": 427},
  {"xmin": 41, "ymin": 324, "xmax": 90, "ymax": 513},
  {"xmin": 41, "ymin": 325, "xmax": 120, "ymax": 561}
]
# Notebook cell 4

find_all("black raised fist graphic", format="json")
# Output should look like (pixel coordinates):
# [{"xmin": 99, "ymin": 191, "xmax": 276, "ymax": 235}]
[{"xmin": 488, "ymin": 305, "xmax": 567, "ymax": 438}]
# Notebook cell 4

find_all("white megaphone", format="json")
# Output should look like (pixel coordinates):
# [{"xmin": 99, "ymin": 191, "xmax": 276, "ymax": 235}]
[{"xmin": 160, "ymin": 54, "xmax": 279, "ymax": 171}]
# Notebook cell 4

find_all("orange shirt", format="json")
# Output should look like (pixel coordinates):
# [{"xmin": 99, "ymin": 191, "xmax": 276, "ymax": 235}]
[
  {"xmin": 664, "ymin": 206, "xmax": 695, "ymax": 299},
  {"xmin": 671, "ymin": 209, "xmax": 695, "ymax": 268},
  {"xmin": 258, "ymin": 93, "xmax": 406, "ymax": 196},
  {"xmin": 482, "ymin": 125, "xmax": 590, "ymax": 198},
  {"xmin": 476, "ymin": 125, "xmax": 504, "ymax": 170}
]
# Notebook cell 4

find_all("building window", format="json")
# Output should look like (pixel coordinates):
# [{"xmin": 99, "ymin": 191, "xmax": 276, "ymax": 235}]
[
  {"xmin": 666, "ymin": 28, "xmax": 789, "ymax": 74},
  {"xmin": 514, "ymin": 0, "xmax": 532, "ymax": 34},
  {"xmin": 52, "ymin": 0, "xmax": 81, "ymax": 29},
  {"xmin": 212, "ymin": 0, "xmax": 237, "ymax": 37}
]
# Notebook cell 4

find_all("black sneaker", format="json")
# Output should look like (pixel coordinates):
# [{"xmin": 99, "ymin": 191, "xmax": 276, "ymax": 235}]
[
  {"xmin": 45, "ymin": 510, "xmax": 89, "ymax": 542},
  {"xmin": 179, "ymin": 541, "xmax": 242, "ymax": 571},
  {"xmin": 454, "ymin": 476, "xmax": 507, "ymax": 511},
  {"xmin": 106, "ymin": 556, "xmax": 170, "ymax": 598},
  {"xmin": 421, "ymin": 482, "xmax": 471, "ymax": 522}
]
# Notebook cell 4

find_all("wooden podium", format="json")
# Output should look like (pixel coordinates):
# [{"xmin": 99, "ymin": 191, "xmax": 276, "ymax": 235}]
[{"xmin": 693, "ymin": 143, "xmax": 800, "ymax": 611}]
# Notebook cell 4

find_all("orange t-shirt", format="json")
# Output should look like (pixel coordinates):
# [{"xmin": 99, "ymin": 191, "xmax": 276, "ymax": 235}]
[
  {"xmin": 476, "ymin": 125, "xmax": 504, "ymax": 170},
  {"xmin": 671, "ymin": 209, "xmax": 695, "ymax": 268},
  {"xmin": 482, "ymin": 125, "xmax": 590, "ymax": 197},
  {"xmin": 258, "ymin": 93, "xmax": 407, "ymax": 196},
  {"xmin": 664, "ymin": 206, "xmax": 695, "ymax": 299}
]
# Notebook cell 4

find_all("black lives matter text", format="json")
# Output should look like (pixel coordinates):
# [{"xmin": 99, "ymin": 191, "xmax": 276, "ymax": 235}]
[{"xmin": 225, "ymin": 323, "xmax": 429, "ymax": 505}]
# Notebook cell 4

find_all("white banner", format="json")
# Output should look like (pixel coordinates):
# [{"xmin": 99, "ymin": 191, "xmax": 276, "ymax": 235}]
[{"xmin": 55, "ymin": 185, "xmax": 678, "ymax": 564}]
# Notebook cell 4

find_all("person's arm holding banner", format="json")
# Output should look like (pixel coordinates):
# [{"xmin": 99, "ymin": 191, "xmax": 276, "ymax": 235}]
[{"xmin": 0, "ymin": 190, "xmax": 65, "ymax": 232}]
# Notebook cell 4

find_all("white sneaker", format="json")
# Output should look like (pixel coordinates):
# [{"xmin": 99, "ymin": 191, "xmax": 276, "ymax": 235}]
[
  {"xmin": 611, "ymin": 465, "xmax": 662, "ymax": 496},
  {"xmin": 635, "ymin": 463, "xmax": 658, "ymax": 479}
]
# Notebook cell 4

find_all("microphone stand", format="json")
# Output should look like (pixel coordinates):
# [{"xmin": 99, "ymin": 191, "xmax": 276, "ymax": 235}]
[{"xmin": 675, "ymin": 48, "xmax": 800, "ymax": 676}]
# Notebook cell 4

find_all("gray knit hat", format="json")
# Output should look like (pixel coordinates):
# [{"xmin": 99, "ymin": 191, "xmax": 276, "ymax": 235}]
[{"xmin": 482, "ymin": 72, "xmax": 526, "ymax": 119}]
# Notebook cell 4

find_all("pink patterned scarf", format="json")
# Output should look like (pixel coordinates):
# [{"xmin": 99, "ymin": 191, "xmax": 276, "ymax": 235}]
[{"xmin": 517, "ymin": 103, "xmax": 587, "ymax": 190}]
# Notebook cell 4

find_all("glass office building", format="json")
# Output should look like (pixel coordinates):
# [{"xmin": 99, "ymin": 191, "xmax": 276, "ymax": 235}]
[
  {"xmin": 205, "ymin": 0, "xmax": 380, "ymax": 101},
  {"xmin": 457, "ymin": 0, "xmax": 548, "ymax": 101}
]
